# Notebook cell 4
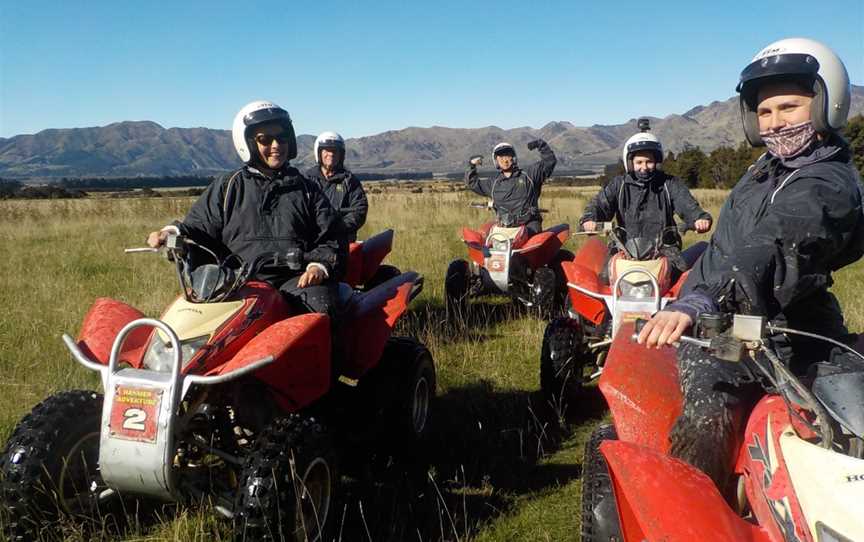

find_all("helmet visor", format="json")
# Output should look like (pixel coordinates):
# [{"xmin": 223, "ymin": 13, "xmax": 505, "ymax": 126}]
[
  {"xmin": 737, "ymin": 53, "xmax": 819, "ymax": 93},
  {"xmin": 243, "ymin": 106, "xmax": 289, "ymax": 127},
  {"xmin": 627, "ymin": 140, "xmax": 661, "ymax": 155}
]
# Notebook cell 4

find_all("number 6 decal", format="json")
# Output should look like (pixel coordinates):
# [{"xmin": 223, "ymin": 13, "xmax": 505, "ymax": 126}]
[{"xmin": 122, "ymin": 408, "xmax": 147, "ymax": 431}]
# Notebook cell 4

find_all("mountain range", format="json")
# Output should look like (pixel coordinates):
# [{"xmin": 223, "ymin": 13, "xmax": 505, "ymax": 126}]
[{"xmin": 2, "ymin": 85, "xmax": 862, "ymax": 178}]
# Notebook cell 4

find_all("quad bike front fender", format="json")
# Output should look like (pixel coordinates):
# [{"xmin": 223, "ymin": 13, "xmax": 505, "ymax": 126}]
[
  {"xmin": 76, "ymin": 297, "xmax": 150, "ymax": 367},
  {"xmin": 338, "ymin": 272, "xmax": 420, "ymax": 380},
  {"xmin": 461, "ymin": 227, "xmax": 486, "ymax": 266},
  {"xmin": 344, "ymin": 229, "xmax": 395, "ymax": 287},
  {"xmin": 562, "ymin": 260, "xmax": 607, "ymax": 325},
  {"xmin": 599, "ymin": 323, "xmax": 682, "ymax": 452},
  {"xmin": 209, "ymin": 313, "xmax": 332, "ymax": 412},
  {"xmin": 601, "ymin": 440, "xmax": 772, "ymax": 542}
]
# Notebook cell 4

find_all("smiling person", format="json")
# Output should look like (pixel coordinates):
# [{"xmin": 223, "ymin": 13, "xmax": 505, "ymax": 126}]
[
  {"xmin": 637, "ymin": 38, "xmax": 864, "ymax": 492},
  {"xmin": 465, "ymin": 138, "xmax": 556, "ymax": 235},
  {"xmin": 305, "ymin": 131, "xmax": 368, "ymax": 243},
  {"xmin": 580, "ymin": 120, "xmax": 712, "ymax": 281},
  {"xmin": 146, "ymin": 100, "xmax": 345, "ymax": 318}
]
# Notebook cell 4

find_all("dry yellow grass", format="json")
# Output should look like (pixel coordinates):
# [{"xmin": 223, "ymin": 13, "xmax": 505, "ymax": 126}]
[{"xmin": 0, "ymin": 185, "xmax": 861, "ymax": 540}]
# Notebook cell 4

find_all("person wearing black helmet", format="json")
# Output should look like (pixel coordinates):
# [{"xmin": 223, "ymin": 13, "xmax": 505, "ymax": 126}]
[
  {"xmin": 465, "ymin": 138, "xmax": 557, "ymax": 235},
  {"xmin": 637, "ymin": 38, "xmax": 864, "ymax": 494},
  {"xmin": 146, "ymin": 100, "xmax": 345, "ymax": 319},
  {"xmin": 580, "ymin": 119, "xmax": 712, "ymax": 281},
  {"xmin": 305, "ymin": 131, "xmax": 368, "ymax": 243}
]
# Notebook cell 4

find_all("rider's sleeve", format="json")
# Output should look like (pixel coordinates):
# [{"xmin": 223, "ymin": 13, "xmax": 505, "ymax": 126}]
[
  {"xmin": 175, "ymin": 173, "xmax": 230, "ymax": 248},
  {"xmin": 667, "ymin": 178, "xmax": 712, "ymax": 226},
  {"xmin": 304, "ymin": 181, "xmax": 347, "ymax": 279},
  {"xmin": 580, "ymin": 177, "xmax": 621, "ymax": 224},
  {"xmin": 526, "ymin": 141, "xmax": 557, "ymax": 185},
  {"xmin": 678, "ymin": 172, "xmax": 864, "ymax": 321},
  {"xmin": 465, "ymin": 165, "xmax": 492, "ymax": 196},
  {"xmin": 341, "ymin": 175, "xmax": 369, "ymax": 235}
]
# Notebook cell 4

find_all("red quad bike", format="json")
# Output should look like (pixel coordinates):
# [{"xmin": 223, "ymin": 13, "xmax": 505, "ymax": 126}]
[
  {"xmin": 445, "ymin": 201, "xmax": 570, "ymax": 322},
  {"xmin": 581, "ymin": 314, "xmax": 864, "ymax": 542},
  {"xmin": 0, "ymin": 234, "xmax": 435, "ymax": 542},
  {"xmin": 540, "ymin": 222, "xmax": 705, "ymax": 411},
  {"xmin": 343, "ymin": 228, "xmax": 403, "ymax": 291}
]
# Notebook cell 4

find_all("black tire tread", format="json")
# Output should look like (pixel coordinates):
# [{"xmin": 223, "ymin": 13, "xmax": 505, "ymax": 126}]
[
  {"xmin": 233, "ymin": 413, "xmax": 335, "ymax": 542},
  {"xmin": 381, "ymin": 337, "xmax": 436, "ymax": 448},
  {"xmin": 540, "ymin": 318, "xmax": 585, "ymax": 410},
  {"xmin": 580, "ymin": 424, "xmax": 622, "ymax": 542},
  {"xmin": 0, "ymin": 389, "xmax": 103, "ymax": 541},
  {"xmin": 444, "ymin": 259, "xmax": 470, "ymax": 324}
]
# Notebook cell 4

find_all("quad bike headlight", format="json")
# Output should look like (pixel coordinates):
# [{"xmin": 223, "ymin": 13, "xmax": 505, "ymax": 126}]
[
  {"xmin": 142, "ymin": 335, "xmax": 210, "ymax": 372},
  {"xmin": 619, "ymin": 280, "xmax": 655, "ymax": 300}
]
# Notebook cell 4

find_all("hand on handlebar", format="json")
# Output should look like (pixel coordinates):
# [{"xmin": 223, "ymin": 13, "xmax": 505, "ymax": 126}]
[
  {"xmin": 298, "ymin": 266, "xmax": 326, "ymax": 288},
  {"xmin": 636, "ymin": 310, "xmax": 693, "ymax": 348},
  {"xmin": 694, "ymin": 219, "xmax": 711, "ymax": 233},
  {"xmin": 582, "ymin": 220, "xmax": 597, "ymax": 232},
  {"xmin": 147, "ymin": 230, "xmax": 170, "ymax": 248}
]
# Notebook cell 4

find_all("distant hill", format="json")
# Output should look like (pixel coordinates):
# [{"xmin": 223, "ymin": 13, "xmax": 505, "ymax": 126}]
[{"xmin": 1, "ymin": 85, "xmax": 861, "ymax": 178}]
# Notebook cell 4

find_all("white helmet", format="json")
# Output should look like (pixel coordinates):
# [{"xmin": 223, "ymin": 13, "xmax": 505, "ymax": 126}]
[
  {"xmin": 231, "ymin": 100, "xmax": 297, "ymax": 164},
  {"xmin": 313, "ymin": 131, "xmax": 346, "ymax": 166},
  {"xmin": 737, "ymin": 37, "xmax": 851, "ymax": 146},
  {"xmin": 622, "ymin": 118, "xmax": 663, "ymax": 174},
  {"xmin": 492, "ymin": 142, "xmax": 517, "ymax": 168}
]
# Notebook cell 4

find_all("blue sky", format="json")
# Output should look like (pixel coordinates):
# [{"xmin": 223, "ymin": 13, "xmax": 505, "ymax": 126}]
[{"xmin": 1, "ymin": 0, "xmax": 862, "ymax": 138}]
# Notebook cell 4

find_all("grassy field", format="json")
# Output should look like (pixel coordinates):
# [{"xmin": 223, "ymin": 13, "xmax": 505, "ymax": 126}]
[{"xmin": 0, "ymin": 185, "xmax": 862, "ymax": 541}]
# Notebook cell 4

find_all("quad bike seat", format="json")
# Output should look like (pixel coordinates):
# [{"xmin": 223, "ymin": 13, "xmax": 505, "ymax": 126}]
[{"xmin": 486, "ymin": 225, "xmax": 528, "ymax": 249}]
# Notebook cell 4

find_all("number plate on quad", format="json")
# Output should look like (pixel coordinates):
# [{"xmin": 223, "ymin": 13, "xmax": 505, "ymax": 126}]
[
  {"xmin": 108, "ymin": 386, "xmax": 162, "ymax": 443},
  {"xmin": 488, "ymin": 254, "xmax": 507, "ymax": 272}
]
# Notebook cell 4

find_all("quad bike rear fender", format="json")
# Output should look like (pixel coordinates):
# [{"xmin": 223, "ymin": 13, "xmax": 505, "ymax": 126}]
[
  {"xmin": 208, "ymin": 312, "xmax": 332, "ymax": 412},
  {"xmin": 344, "ymin": 229, "xmax": 395, "ymax": 287},
  {"xmin": 337, "ymin": 272, "xmax": 420, "ymax": 381},
  {"xmin": 601, "ymin": 440, "xmax": 772, "ymax": 542},
  {"xmin": 599, "ymin": 323, "xmax": 682, "ymax": 452}
]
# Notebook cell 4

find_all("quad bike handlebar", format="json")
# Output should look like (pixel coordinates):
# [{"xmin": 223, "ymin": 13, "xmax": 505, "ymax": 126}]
[
  {"xmin": 632, "ymin": 313, "xmax": 864, "ymax": 450},
  {"xmin": 126, "ymin": 233, "xmax": 313, "ymax": 303}
]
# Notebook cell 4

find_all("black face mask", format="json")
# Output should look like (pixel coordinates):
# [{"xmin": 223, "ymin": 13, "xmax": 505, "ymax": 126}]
[{"xmin": 634, "ymin": 169, "xmax": 656, "ymax": 182}]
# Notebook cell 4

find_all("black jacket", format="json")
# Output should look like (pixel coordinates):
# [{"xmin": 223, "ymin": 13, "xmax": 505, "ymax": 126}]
[
  {"xmin": 465, "ymin": 141, "xmax": 557, "ymax": 228},
  {"xmin": 304, "ymin": 166, "xmax": 369, "ymax": 243},
  {"xmin": 580, "ymin": 172, "xmax": 712, "ymax": 243},
  {"xmin": 671, "ymin": 137, "xmax": 864, "ymax": 352},
  {"xmin": 176, "ymin": 165, "xmax": 346, "ymax": 281}
]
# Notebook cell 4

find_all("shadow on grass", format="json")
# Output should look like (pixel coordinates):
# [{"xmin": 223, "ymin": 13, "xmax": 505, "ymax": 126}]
[
  {"xmin": 399, "ymin": 298, "xmax": 538, "ymax": 345},
  {"xmin": 333, "ymin": 380, "xmax": 608, "ymax": 541}
]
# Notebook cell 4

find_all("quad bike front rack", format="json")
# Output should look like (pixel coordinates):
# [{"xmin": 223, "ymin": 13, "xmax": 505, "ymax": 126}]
[{"xmin": 62, "ymin": 318, "xmax": 274, "ymax": 500}]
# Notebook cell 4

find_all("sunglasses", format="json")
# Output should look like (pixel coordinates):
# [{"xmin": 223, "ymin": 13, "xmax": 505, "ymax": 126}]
[{"xmin": 254, "ymin": 133, "xmax": 291, "ymax": 146}]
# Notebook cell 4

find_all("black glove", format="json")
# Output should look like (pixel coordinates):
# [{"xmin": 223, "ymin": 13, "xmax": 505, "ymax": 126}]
[{"xmin": 526, "ymin": 139, "xmax": 545, "ymax": 151}]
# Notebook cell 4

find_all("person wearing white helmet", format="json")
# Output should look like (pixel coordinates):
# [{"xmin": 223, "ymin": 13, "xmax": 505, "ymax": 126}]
[
  {"xmin": 305, "ymin": 131, "xmax": 368, "ymax": 243},
  {"xmin": 146, "ymin": 100, "xmax": 345, "ymax": 318},
  {"xmin": 637, "ymin": 38, "xmax": 864, "ymax": 494},
  {"xmin": 465, "ymin": 138, "xmax": 557, "ymax": 234},
  {"xmin": 579, "ymin": 118, "xmax": 713, "ymax": 281}
]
